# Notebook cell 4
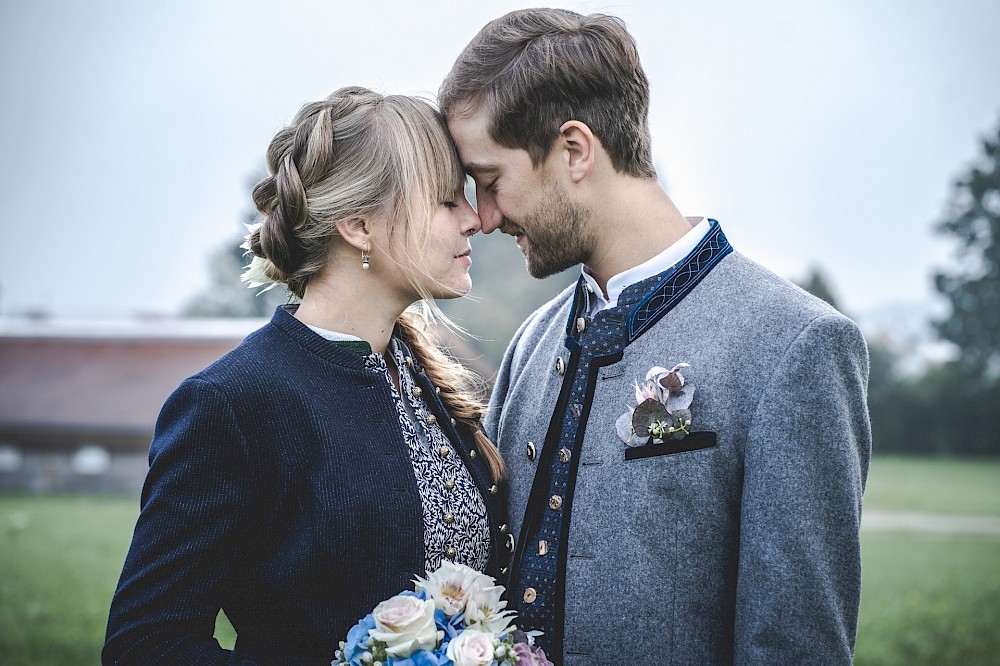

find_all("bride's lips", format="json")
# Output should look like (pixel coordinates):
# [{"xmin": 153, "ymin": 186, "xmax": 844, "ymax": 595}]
[{"xmin": 455, "ymin": 248, "xmax": 472, "ymax": 266}]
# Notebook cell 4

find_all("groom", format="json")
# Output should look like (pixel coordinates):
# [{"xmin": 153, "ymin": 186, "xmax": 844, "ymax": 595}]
[{"xmin": 440, "ymin": 8, "xmax": 871, "ymax": 665}]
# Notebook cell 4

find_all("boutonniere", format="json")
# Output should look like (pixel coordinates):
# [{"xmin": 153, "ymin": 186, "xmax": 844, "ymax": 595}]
[{"xmin": 615, "ymin": 363, "xmax": 695, "ymax": 446}]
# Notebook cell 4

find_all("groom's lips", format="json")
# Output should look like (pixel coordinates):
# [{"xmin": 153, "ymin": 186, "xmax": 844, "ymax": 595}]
[{"xmin": 500, "ymin": 220, "xmax": 526, "ymax": 246}]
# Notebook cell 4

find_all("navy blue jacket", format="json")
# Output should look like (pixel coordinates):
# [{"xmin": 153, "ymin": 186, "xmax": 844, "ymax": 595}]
[{"xmin": 104, "ymin": 306, "xmax": 506, "ymax": 665}]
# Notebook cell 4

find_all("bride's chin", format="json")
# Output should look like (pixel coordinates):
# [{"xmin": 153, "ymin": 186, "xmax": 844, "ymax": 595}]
[{"xmin": 434, "ymin": 279, "xmax": 473, "ymax": 300}]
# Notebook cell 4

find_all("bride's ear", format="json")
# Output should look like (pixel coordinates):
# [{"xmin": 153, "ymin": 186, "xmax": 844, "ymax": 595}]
[{"xmin": 338, "ymin": 217, "xmax": 370, "ymax": 251}]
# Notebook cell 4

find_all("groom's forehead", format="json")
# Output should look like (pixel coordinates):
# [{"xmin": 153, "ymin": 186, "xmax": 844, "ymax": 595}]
[{"xmin": 448, "ymin": 112, "xmax": 503, "ymax": 165}]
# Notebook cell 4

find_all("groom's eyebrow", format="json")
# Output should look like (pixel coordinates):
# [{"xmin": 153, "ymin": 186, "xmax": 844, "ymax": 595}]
[{"xmin": 463, "ymin": 162, "xmax": 498, "ymax": 177}]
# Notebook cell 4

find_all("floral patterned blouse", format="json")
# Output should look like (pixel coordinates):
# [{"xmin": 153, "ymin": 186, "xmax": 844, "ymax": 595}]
[{"xmin": 308, "ymin": 325, "xmax": 490, "ymax": 573}]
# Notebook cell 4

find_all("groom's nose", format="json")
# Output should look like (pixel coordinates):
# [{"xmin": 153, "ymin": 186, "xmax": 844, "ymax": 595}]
[{"xmin": 475, "ymin": 189, "xmax": 503, "ymax": 234}]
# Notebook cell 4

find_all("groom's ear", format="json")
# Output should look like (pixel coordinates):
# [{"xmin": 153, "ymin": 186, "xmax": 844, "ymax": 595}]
[{"xmin": 557, "ymin": 120, "xmax": 596, "ymax": 184}]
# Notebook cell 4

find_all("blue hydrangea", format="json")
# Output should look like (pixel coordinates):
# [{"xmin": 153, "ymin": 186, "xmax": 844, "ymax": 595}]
[{"xmin": 342, "ymin": 613, "xmax": 376, "ymax": 666}]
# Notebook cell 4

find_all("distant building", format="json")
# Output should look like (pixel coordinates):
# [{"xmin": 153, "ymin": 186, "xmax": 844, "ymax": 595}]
[
  {"xmin": 0, "ymin": 316, "xmax": 496, "ymax": 495},
  {"xmin": 0, "ymin": 317, "xmax": 263, "ymax": 494}
]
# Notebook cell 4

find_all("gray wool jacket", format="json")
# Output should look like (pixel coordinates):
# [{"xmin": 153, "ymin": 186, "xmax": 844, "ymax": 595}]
[{"xmin": 486, "ymin": 247, "xmax": 871, "ymax": 665}]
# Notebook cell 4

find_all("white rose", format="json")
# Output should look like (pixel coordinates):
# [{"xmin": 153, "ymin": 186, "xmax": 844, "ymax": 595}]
[
  {"xmin": 368, "ymin": 594, "xmax": 438, "ymax": 658},
  {"xmin": 446, "ymin": 629, "xmax": 497, "ymax": 666},
  {"xmin": 414, "ymin": 561, "xmax": 495, "ymax": 616}
]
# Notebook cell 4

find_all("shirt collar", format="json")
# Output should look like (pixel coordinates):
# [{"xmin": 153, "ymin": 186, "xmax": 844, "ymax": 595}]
[
  {"xmin": 306, "ymin": 325, "xmax": 374, "ymax": 355},
  {"xmin": 580, "ymin": 216, "xmax": 712, "ymax": 314}
]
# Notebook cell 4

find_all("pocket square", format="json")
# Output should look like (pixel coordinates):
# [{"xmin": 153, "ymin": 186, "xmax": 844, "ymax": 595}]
[{"xmin": 624, "ymin": 431, "xmax": 717, "ymax": 461}]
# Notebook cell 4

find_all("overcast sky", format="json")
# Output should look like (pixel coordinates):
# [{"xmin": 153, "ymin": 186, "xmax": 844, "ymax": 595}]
[{"xmin": 1, "ymin": 0, "xmax": 998, "ymax": 323}]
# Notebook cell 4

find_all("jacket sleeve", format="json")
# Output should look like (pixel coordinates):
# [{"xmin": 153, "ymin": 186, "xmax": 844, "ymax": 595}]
[
  {"xmin": 103, "ymin": 377, "xmax": 254, "ymax": 665},
  {"xmin": 734, "ymin": 313, "xmax": 871, "ymax": 664},
  {"xmin": 484, "ymin": 307, "xmax": 538, "ymax": 445}
]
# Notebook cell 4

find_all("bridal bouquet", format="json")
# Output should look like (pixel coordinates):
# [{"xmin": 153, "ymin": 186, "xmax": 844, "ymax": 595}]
[{"xmin": 333, "ymin": 561, "xmax": 551, "ymax": 666}]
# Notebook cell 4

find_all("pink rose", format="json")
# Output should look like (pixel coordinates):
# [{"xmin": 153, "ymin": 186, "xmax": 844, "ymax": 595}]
[{"xmin": 368, "ymin": 594, "xmax": 437, "ymax": 658}]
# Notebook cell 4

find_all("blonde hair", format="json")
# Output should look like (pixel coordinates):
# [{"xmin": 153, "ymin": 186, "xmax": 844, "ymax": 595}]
[{"xmin": 247, "ymin": 85, "xmax": 504, "ymax": 482}]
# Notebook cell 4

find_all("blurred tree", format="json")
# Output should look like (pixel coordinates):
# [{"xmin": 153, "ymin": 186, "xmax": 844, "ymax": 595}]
[
  {"xmin": 934, "ymin": 116, "xmax": 1000, "ymax": 385},
  {"xmin": 796, "ymin": 265, "xmax": 843, "ymax": 312},
  {"xmin": 182, "ymin": 235, "xmax": 293, "ymax": 318},
  {"xmin": 183, "ymin": 170, "xmax": 294, "ymax": 317}
]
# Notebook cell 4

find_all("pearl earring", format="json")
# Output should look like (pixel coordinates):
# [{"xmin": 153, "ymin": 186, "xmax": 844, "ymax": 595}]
[{"xmin": 361, "ymin": 242, "xmax": 370, "ymax": 270}]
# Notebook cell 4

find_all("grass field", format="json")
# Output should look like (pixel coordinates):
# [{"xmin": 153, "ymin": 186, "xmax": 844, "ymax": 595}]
[{"xmin": 1, "ymin": 455, "xmax": 998, "ymax": 665}]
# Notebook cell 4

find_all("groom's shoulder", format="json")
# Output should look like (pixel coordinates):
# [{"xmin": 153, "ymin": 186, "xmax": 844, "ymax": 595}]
[
  {"xmin": 720, "ymin": 251, "xmax": 852, "ymax": 324},
  {"xmin": 512, "ymin": 280, "xmax": 578, "ymax": 343}
]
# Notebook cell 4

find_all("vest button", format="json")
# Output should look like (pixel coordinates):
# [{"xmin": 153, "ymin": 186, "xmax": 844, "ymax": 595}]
[
  {"xmin": 523, "ymin": 587, "xmax": 537, "ymax": 604},
  {"xmin": 549, "ymin": 495, "xmax": 563, "ymax": 510},
  {"xmin": 489, "ymin": 484, "xmax": 498, "ymax": 495},
  {"xmin": 559, "ymin": 447, "xmax": 571, "ymax": 464}
]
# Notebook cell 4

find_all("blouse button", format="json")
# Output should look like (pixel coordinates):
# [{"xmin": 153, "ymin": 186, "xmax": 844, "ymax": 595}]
[
  {"xmin": 445, "ymin": 546, "xmax": 456, "ymax": 559},
  {"xmin": 411, "ymin": 386, "xmax": 423, "ymax": 398},
  {"xmin": 576, "ymin": 317, "xmax": 586, "ymax": 333},
  {"xmin": 438, "ymin": 446, "xmax": 451, "ymax": 458},
  {"xmin": 443, "ymin": 512, "xmax": 455, "ymax": 525},
  {"xmin": 425, "ymin": 414, "xmax": 437, "ymax": 426},
  {"xmin": 444, "ymin": 478, "xmax": 456, "ymax": 490}
]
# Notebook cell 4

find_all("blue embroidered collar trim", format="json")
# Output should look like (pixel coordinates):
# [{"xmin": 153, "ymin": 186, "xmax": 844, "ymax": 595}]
[{"xmin": 566, "ymin": 219, "xmax": 732, "ymax": 343}]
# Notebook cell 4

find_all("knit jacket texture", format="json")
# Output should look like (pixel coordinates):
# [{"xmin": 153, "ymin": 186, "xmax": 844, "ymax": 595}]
[{"xmin": 104, "ymin": 305, "xmax": 505, "ymax": 666}]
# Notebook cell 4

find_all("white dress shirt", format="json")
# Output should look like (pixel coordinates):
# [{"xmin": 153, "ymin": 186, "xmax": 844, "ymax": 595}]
[{"xmin": 581, "ymin": 216, "xmax": 712, "ymax": 315}]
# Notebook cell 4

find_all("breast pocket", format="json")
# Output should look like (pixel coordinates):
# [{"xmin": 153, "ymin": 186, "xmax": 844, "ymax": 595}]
[{"xmin": 623, "ymin": 431, "xmax": 717, "ymax": 461}]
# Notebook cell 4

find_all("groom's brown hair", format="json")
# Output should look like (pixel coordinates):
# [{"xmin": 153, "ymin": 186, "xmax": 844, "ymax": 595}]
[{"xmin": 439, "ymin": 8, "xmax": 656, "ymax": 179}]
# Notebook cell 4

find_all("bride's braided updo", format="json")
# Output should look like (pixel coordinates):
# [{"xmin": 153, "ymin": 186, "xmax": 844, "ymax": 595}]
[{"xmin": 246, "ymin": 86, "xmax": 504, "ymax": 482}]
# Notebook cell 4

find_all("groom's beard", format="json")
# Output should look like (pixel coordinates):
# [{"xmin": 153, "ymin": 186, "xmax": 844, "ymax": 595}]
[{"xmin": 504, "ymin": 186, "xmax": 592, "ymax": 279}]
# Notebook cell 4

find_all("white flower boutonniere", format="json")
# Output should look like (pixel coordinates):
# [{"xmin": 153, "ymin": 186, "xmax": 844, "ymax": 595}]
[{"xmin": 615, "ymin": 363, "xmax": 695, "ymax": 446}]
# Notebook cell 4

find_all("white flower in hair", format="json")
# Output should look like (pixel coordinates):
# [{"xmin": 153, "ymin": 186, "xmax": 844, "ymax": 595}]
[{"xmin": 240, "ymin": 222, "xmax": 279, "ymax": 292}]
